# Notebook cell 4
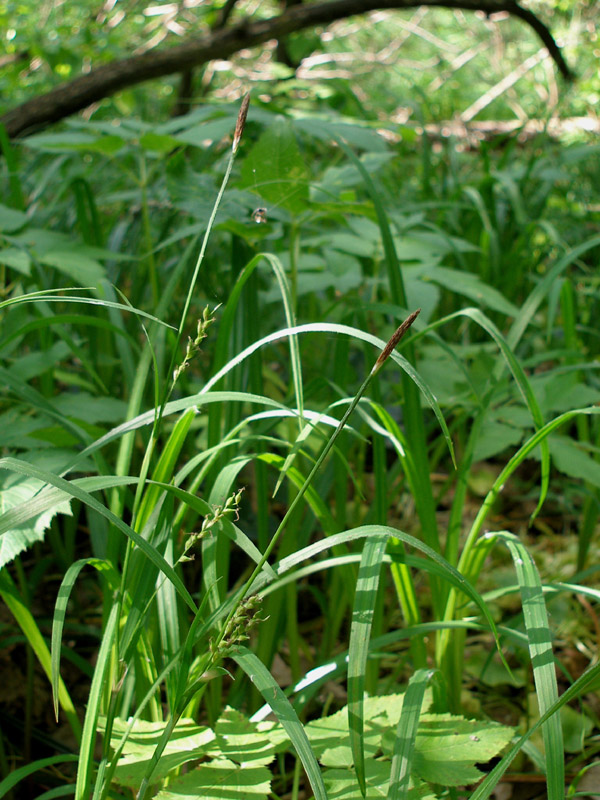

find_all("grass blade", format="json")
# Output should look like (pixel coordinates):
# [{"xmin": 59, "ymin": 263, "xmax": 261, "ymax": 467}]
[
  {"xmin": 0, "ymin": 569, "xmax": 81, "ymax": 740},
  {"xmin": 75, "ymin": 601, "xmax": 119, "ymax": 800},
  {"xmin": 0, "ymin": 457, "xmax": 197, "ymax": 613},
  {"xmin": 0, "ymin": 755, "xmax": 79, "ymax": 799},
  {"xmin": 232, "ymin": 646, "xmax": 328, "ymax": 800},
  {"xmin": 388, "ymin": 668, "xmax": 433, "ymax": 800},
  {"xmin": 51, "ymin": 558, "xmax": 119, "ymax": 722},
  {"xmin": 348, "ymin": 534, "xmax": 388, "ymax": 796},
  {"xmin": 495, "ymin": 532, "xmax": 563, "ymax": 798},
  {"xmin": 469, "ymin": 661, "xmax": 600, "ymax": 800}
]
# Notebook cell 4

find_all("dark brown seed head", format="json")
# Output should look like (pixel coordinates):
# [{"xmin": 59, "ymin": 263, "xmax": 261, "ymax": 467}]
[
  {"xmin": 232, "ymin": 92, "xmax": 250, "ymax": 154},
  {"xmin": 374, "ymin": 308, "xmax": 421, "ymax": 370}
]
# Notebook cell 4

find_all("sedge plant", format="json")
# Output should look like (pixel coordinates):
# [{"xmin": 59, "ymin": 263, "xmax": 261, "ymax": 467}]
[{"xmin": 1, "ymin": 94, "xmax": 599, "ymax": 800}]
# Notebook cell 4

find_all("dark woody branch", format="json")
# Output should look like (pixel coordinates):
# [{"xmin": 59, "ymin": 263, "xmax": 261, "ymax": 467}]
[{"xmin": 1, "ymin": 0, "xmax": 573, "ymax": 139}]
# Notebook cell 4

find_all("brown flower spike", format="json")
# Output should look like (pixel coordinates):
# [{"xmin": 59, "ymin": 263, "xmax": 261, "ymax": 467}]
[
  {"xmin": 232, "ymin": 92, "xmax": 250, "ymax": 154},
  {"xmin": 373, "ymin": 308, "xmax": 421, "ymax": 373}
]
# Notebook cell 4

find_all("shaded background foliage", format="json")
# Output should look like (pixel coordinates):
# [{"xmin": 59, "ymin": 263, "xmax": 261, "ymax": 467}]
[{"xmin": 1, "ymin": 1, "xmax": 600, "ymax": 798}]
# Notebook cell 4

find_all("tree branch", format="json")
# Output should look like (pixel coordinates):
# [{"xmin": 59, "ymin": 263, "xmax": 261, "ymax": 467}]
[{"xmin": 1, "ymin": 0, "xmax": 573, "ymax": 139}]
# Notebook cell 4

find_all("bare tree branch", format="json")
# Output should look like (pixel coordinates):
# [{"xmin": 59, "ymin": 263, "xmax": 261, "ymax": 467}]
[
  {"xmin": 0, "ymin": 51, "xmax": 29, "ymax": 70},
  {"xmin": 216, "ymin": 0, "xmax": 243, "ymax": 29},
  {"xmin": 1, "ymin": 0, "xmax": 573, "ymax": 139}
]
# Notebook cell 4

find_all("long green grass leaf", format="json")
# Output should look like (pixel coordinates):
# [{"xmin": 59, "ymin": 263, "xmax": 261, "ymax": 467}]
[
  {"xmin": 250, "ymin": 524, "xmax": 506, "ymax": 671},
  {"xmin": 388, "ymin": 668, "xmax": 433, "ymax": 800},
  {"xmin": 200, "ymin": 323, "xmax": 453, "ymax": 462},
  {"xmin": 507, "ymin": 234, "xmax": 600, "ymax": 351},
  {"xmin": 0, "ymin": 458, "xmax": 197, "ymax": 613},
  {"xmin": 51, "ymin": 558, "xmax": 120, "ymax": 722},
  {"xmin": 494, "ymin": 532, "xmax": 563, "ymax": 798},
  {"xmin": 0, "ymin": 569, "xmax": 81, "ymax": 739},
  {"xmin": 469, "ymin": 661, "xmax": 600, "ymax": 800},
  {"xmin": 75, "ymin": 602, "xmax": 119, "ymax": 800},
  {"xmin": 0, "ymin": 291, "xmax": 175, "ymax": 327},
  {"xmin": 135, "ymin": 406, "xmax": 196, "ymax": 533},
  {"xmin": 232, "ymin": 646, "xmax": 328, "ymax": 800},
  {"xmin": 0, "ymin": 755, "xmax": 79, "ymax": 799},
  {"xmin": 348, "ymin": 534, "xmax": 388, "ymax": 796}
]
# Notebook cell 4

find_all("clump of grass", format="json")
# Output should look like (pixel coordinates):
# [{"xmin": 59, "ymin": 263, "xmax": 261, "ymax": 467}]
[{"xmin": 1, "ymin": 90, "xmax": 599, "ymax": 800}]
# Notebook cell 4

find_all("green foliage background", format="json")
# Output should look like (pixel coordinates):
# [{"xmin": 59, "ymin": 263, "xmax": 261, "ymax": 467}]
[{"xmin": 1, "ymin": 1, "xmax": 600, "ymax": 798}]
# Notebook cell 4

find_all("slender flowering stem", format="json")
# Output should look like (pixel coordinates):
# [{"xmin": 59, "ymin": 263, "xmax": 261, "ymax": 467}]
[
  {"xmin": 211, "ymin": 309, "xmax": 421, "ymax": 655},
  {"xmin": 159, "ymin": 92, "xmax": 251, "ymax": 422}
]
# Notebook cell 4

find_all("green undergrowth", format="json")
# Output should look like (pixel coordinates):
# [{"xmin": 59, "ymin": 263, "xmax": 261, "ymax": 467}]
[
  {"xmin": 0, "ymin": 91, "xmax": 599, "ymax": 800},
  {"xmin": 101, "ymin": 689, "xmax": 514, "ymax": 800}
]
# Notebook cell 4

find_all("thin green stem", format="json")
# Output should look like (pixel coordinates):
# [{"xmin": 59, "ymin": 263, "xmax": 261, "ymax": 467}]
[{"xmin": 211, "ymin": 310, "xmax": 420, "ymax": 656}]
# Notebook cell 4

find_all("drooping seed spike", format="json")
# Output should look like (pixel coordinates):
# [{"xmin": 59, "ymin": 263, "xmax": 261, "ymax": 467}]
[{"xmin": 374, "ymin": 308, "xmax": 421, "ymax": 372}]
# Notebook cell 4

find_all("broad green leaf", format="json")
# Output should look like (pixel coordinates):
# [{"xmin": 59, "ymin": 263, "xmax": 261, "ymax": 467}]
[
  {"xmin": 294, "ymin": 117, "xmax": 388, "ymax": 152},
  {"xmin": 305, "ymin": 693, "xmax": 412, "ymax": 765},
  {"xmin": 393, "ymin": 237, "xmax": 445, "ymax": 264},
  {"xmin": 409, "ymin": 715, "xmax": 513, "ymax": 785},
  {"xmin": 154, "ymin": 758, "xmax": 271, "ymax": 799},
  {"xmin": 23, "ymin": 131, "xmax": 125, "ymax": 154},
  {"xmin": 532, "ymin": 373, "xmax": 599, "ymax": 416},
  {"xmin": 472, "ymin": 418, "xmax": 524, "ymax": 462},
  {"xmin": 7, "ymin": 342, "xmax": 71, "ymax": 384},
  {"xmin": 0, "ymin": 476, "xmax": 72, "ymax": 569},
  {"xmin": 50, "ymin": 393, "xmax": 128, "ymax": 424},
  {"xmin": 0, "ymin": 475, "xmax": 133, "ymax": 538},
  {"xmin": 325, "ymin": 762, "xmax": 435, "ymax": 800},
  {"xmin": 104, "ymin": 717, "xmax": 216, "ymax": 787},
  {"xmin": 560, "ymin": 704, "xmax": 593, "ymax": 753},
  {"xmin": 0, "ymin": 204, "xmax": 28, "ymax": 233},
  {"xmin": 139, "ymin": 131, "xmax": 182, "ymax": 153},
  {"xmin": 347, "ymin": 215, "xmax": 382, "ymax": 243},
  {"xmin": 240, "ymin": 118, "xmax": 309, "ymax": 215},
  {"xmin": 0, "ymin": 247, "xmax": 31, "ymax": 274},
  {"xmin": 40, "ymin": 250, "xmax": 105, "ymax": 284},
  {"xmin": 176, "ymin": 116, "xmax": 238, "ymax": 147},
  {"xmin": 548, "ymin": 434, "xmax": 600, "ymax": 487},
  {"xmin": 207, "ymin": 707, "xmax": 288, "ymax": 765},
  {"xmin": 422, "ymin": 265, "xmax": 519, "ymax": 316},
  {"xmin": 409, "ymin": 230, "xmax": 480, "ymax": 255},
  {"xmin": 328, "ymin": 231, "xmax": 376, "ymax": 257},
  {"xmin": 465, "ymin": 651, "xmax": 526, "ymax": 688}
]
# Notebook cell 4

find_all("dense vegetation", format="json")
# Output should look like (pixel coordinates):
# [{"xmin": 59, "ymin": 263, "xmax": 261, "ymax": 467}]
[{"xmin": 1, "ymin": 1, "xmax": 599, "ymax": 798}]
